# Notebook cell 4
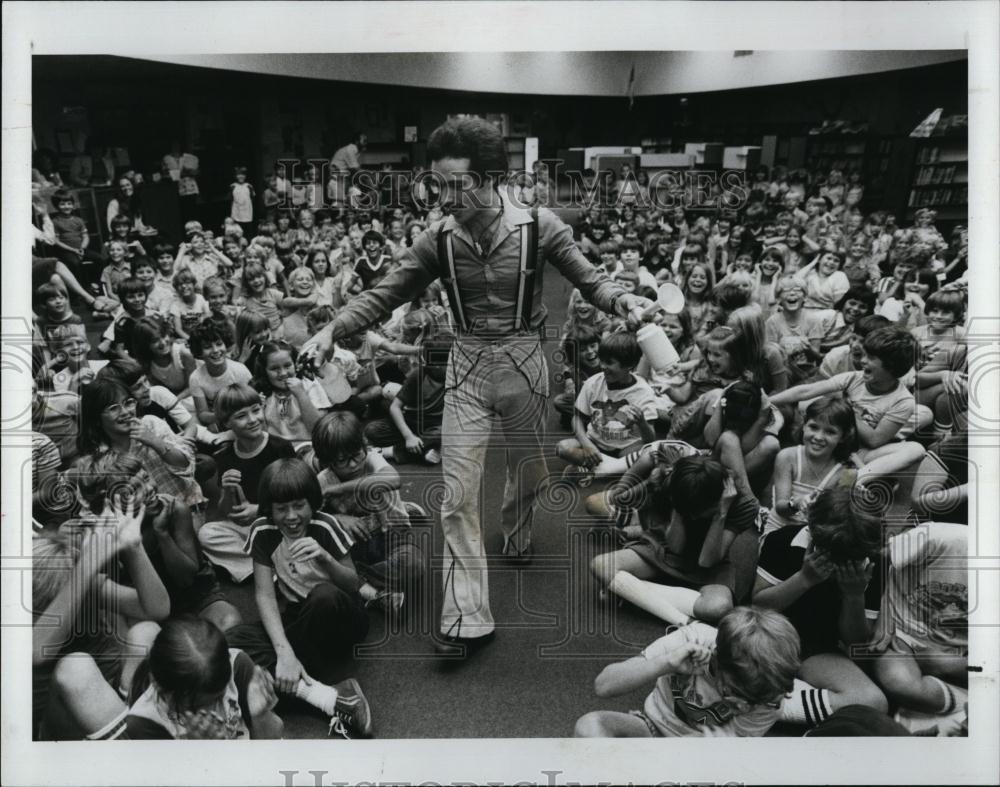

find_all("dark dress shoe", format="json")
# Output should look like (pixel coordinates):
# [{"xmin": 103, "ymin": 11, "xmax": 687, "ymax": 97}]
[{"xmin": 432, "ymin": 630, "xmax": 496, "ymax": 658}]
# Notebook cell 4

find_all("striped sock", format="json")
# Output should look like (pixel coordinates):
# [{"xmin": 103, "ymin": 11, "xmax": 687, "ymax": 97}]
[
  {"xmin": 780, "ymin": 681, "xmax": 833, "ymax": 727},
  {"xmin": 927, "ymin": 675, "xmax": 957, "ymax": 714}
]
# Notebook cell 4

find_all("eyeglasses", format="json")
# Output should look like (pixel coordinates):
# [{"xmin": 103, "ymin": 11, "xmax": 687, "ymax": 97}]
[{"xmin": 103, "ymin": 398, "xmax": 138, "ymax": 418}]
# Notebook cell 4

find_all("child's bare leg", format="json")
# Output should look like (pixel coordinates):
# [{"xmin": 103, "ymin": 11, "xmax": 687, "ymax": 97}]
[
  {"xmin": 915, "ymin": 651, "xmax": 968, "ymax": 687},
  {"xmin": 574, "ymin": 710, "xmax": 653, "ymax": 738},
  {"xmin": 799, "ymin": 652, "xmax": 888, "ymax": 714},
  {"xmin": 46, "ymin": 654, "xmax": 127, "ymax": 739},
  {"xmin": 875, "ymin": 651, "xmax": 965, "ymax": 712},
  {"xmin": 200, "ymin": 599, "xmax": 244, "ymax": 632},
  {"xmin": 692, "ymin": 583, "xmax": 735, "ymax": 624},
  {"xmin": 590, "ymin": 548, "xmax": 660, "ymax": 587},
  {"xmin": 916, "ymin": 382, "xmax": 945, "ymax": 408},
  {"xmin": 584, "ymin": 490, "xmax": 617, "ymax": 520}
]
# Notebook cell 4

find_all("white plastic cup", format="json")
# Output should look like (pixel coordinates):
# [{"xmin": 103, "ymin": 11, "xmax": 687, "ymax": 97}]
[{"xmin": 636, "ymin": 323, "xmax": 679, "ymax": 371}]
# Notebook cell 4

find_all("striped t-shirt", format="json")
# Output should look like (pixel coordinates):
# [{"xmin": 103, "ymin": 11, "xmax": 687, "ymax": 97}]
[{"xmin": 245, "ymin": 511, "xmax": 355, "ymax": 602}]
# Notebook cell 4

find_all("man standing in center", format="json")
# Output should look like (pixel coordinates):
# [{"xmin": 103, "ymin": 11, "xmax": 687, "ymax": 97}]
[{"xmin": 303, "ymin": 118, "xmax": 651, "ymax": 655}]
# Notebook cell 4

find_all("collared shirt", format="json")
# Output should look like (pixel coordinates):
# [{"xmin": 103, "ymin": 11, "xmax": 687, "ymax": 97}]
[{"xmin": 323, "ymin": 196, "xmax": 626, "ymax": 341}]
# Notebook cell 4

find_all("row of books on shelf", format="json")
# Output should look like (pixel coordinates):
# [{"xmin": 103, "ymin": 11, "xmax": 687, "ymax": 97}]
[
  {"xmin": 907, "ymin": 187, "xmax": 967, "ymax": 208},
  {"xmin": 914, "ymin": 165, "xmax": 961, "ymax": 185},
  {"xmin": 915, "ymin": 145, "xmax": 966, "ymax": 164},
  {"xmin": 808, "ymin": 140, "xmax": 866, "ymax": 154}
]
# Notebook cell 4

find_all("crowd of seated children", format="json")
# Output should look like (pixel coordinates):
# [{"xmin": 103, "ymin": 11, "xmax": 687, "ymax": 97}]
[
  {"xmin": 559, "ymin": 165, "xmax": 969, "ymax": 738},
  {"xmin": 30, "ymin": 155, "xmax": 970, "ymax": 741},
  {"xmin": 29, "ymin": 179, "xmax": 466, "ymax": 737}
]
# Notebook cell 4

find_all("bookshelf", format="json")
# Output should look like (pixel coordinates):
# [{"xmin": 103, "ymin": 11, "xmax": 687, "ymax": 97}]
[
  {"xmin": 904, "ymin": 138, "xmax": 968, "ymax": 222},
  {"xmin": 804, "ymin": 134, "xmax": 868, "ymax": 175}
]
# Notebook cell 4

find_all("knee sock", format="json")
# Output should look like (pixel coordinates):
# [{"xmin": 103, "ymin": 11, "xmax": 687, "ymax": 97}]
[
  {"xmin": 295, "ymin": 679, "xmax": 339, "ymax": 714},
  {"xmin": 927, "ymin": 675, "xmax": 963, "ymax": 714},
  {"xmin": 608, "ymin": 571, "xmax": 699, "ymax": 626},
  {"xmin": 780, "ymin": 679, "xmax": 833, "ymax": 727}
]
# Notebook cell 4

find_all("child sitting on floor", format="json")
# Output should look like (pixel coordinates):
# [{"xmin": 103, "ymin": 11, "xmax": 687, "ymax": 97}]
[
  {"xmin": 224, "ymin": 458, "xmax": 376, "ymax": 739},
  {"xmin": 553, "ymin": 325, "xmax": 604, "ymax": 428},
  {"xmin": 189, "ymin": 322, "xmax": 253, "ymax": 431},
  {"xmin": 770, "ymin": 325, "xmax": 926, "ymax": 492},
  {"xmin": 753, "ymin": 486, "xmax": 888, "ymax": 729},
  {"xmin": 574, "ymin": 607, "xmax": 800, "ymax": 738},
  {"xmin": 311, "ymin": 412, "xmax": 426, "ymax": 612},
  {"xmin": 765, "ymin": 397, "xmax": 859, "ymax": 538},
  {"xmin": 871, "ymin": 521, "xmax": 968, "ymax": 736},
  {"xmin": 198, "ymin": 384, "xmax": 298, "ymax": 583},
  {"xmin": 125, "ymin": 616, "xmax": 281, "ymax": 739},
  {"xmin": 557, "ymin": 332, "xmax": 658, "ymax": 475},
  {"xmin": 364, "ymin": 334, "xmax": 452, "ymax": 464}
]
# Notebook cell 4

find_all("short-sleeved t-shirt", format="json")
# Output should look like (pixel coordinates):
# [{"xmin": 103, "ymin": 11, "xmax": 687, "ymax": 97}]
[
  {"xmin": 765, "ymin": 309, "xmax": 829, "ymax": 356},
  {"xmin": 101, "ymin": 263, "xmax": 132, "ymax": 298},
  {"xmin": 169, "ymin": 295, "xmax": 211, "ymax": 337},
  {"xmin": 214, "ymin": 433, "xmax": 296, "ymax": 504},
  {"xmin": 757, "ymin": 524, "xmax": 883, "ymax": 656},
  {"xmin": 575, "ymin": 372, "xmax": 659, "ymax": 453},
  {"xmin": 872, "ymin": 522, "xmax": 967, "ymax": 655},
  {"xmin": 245, "ymin": 512, "xmax": 355, "ymax": 602},
  {"xmin": 828, "ymin": 371, "xmax": 915, "ymax": 434},
  {"xmin": 35, "ymin": 312, "xmax": 86, "ymax": 355},
  {"xmin": 189, "ymin": 360, "xmax": 252, "ymax": 412},
  {"xmin": 641, "ymin": 621, "xmax": 782, "ymax": 737},
  {"xmin": 51, "ymin": 214, "xmax": 87, "ymax": 248}
]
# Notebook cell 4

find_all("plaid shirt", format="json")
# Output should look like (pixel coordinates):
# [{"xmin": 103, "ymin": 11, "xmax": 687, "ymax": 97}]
[{"xmin": 96, "ymin": 415, "xmax": 202, "ymax": 507}]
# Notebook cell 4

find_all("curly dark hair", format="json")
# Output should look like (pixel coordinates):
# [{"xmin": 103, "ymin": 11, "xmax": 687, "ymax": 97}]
[{"xmin": 426, "ymin": 118, "xmax": 508, "ymax": 181}]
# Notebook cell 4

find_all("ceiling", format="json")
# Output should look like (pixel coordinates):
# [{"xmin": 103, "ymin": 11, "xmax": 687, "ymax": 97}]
[{"xmin": 135, "ymin": 50, "xmax": 967, "ymax": 97}]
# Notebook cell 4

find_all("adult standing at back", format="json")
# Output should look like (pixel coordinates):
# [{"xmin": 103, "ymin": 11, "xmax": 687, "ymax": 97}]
[
  {"xmin": 328, "ymin": 132, "xmax": 367, "ymax": 211},
  {"xmin": 302, "ymin": 117, "xmax": 652, "ymax": 657},
  {"xmin": 162, "ymin": 140, "xmax": 201, "ymax": 223}
]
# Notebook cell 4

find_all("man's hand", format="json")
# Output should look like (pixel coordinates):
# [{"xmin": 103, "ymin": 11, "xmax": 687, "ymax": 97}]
[
  {"xmin": 405, "ymin": 434, "xmax": 425, "ymax": 454},
  {"xmin": 616, "ymin": 294, "xmax": 656, "ymax": 330}
]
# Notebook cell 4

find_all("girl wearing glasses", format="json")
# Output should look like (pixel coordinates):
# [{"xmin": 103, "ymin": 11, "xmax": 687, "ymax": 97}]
[{"xmin": 78, "ymin": 378, "xmax": 201, "ymax": 514}]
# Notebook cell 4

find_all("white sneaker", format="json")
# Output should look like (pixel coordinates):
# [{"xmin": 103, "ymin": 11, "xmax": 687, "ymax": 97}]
[{"xmin": 424, "ymin": 448, "xmax": 441, "ymax": 464}]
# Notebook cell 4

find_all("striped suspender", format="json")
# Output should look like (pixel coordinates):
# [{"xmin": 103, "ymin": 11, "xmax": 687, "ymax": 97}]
[
  {"xmin": 437, "ymin": 207, "xmax": 540, "ymax": 335},
  {"xmin": 513, "ymin": 207, "xmax": 540, "ymax": 332},
  {"xmin": 437, "ymin": 227, "xmax": 468, "ymax": 333}
]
